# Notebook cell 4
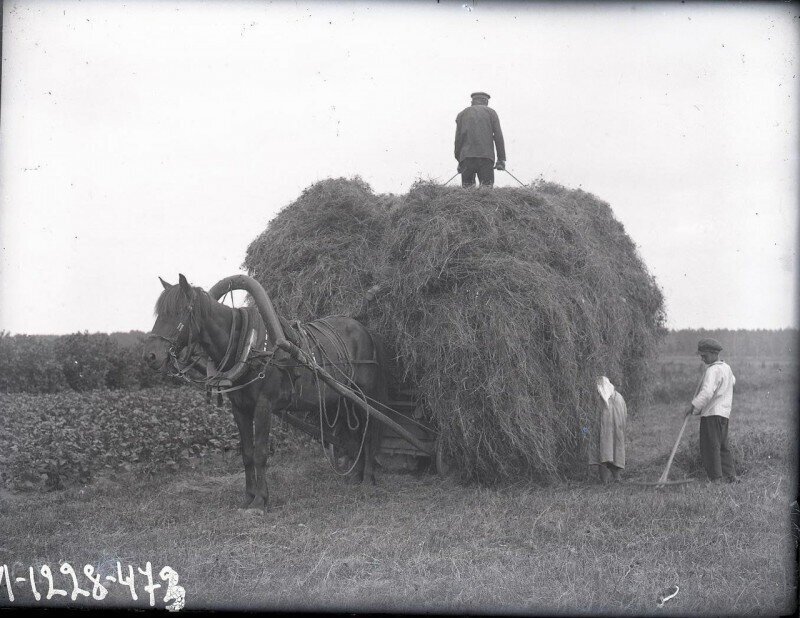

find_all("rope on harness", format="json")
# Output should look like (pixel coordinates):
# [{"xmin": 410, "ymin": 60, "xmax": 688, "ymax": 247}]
[
  {"xmin": 307, "ymin": 318, "xmax": 369, "ymax": 431},
  {"xmin": 292, "ymin": 317, "xmax": 372, "ymax": 476},
  {"xmin": 317, "ymin": 379, "xmax": 369, "ymax": 477},
  {"xmin": 168, "ymin": 306, "xmax": 384, "ymax": 473}
]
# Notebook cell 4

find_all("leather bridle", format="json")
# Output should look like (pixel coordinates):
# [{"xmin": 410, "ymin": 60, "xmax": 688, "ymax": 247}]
[{"xmin": 146, "ymin": 299, "xmax": 200, "ymax": 376}]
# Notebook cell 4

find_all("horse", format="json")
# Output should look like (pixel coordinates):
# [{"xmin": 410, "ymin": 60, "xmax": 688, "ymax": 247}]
[{"xmin": 142, "ymin": 274, "xmax": 387, "ymax": 509}]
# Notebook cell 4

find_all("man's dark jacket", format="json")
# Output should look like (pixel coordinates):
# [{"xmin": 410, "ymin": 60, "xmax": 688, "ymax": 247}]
[{"xmin": 454, "ymin": 104, "xmax": 506, "ymax": 163}]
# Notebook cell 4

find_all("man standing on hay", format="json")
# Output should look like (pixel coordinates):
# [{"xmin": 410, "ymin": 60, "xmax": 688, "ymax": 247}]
[
  {"xmin": 589, "ymin": 376, "xmax": 627, "ymax": 483},
  {"xmin": 684, "ymin": 338, "xmax": 737, "ymax": 483},
  {"xmin": 454, "ymin": 91, "xmax": 506, "ymax": 188}
]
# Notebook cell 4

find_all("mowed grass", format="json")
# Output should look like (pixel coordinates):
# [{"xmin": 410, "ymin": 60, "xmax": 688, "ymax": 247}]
[{"xmin": 0, "ymin": 357, "xmax": 796, "ymax": 614}]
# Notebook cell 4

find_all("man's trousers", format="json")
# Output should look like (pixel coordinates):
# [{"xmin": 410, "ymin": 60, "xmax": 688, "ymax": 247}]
[
  {"xmin": 460, "ymin": 157, "xmax": 495, "ymax": 187},
  {"xmin": 699, "ymin": 415, "xmax": 736, "ymax": 480}
]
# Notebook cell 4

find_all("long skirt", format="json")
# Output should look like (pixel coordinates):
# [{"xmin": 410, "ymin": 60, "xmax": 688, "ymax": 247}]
[{"xmin": 589, "ymin": 391, "xmax": 627, "ymax": 469}]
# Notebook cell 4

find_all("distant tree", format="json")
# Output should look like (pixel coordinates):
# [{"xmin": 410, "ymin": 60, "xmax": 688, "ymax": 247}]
[{"xmin": 661, "ymin": 328, "xmax": 797, "ymax": 358}]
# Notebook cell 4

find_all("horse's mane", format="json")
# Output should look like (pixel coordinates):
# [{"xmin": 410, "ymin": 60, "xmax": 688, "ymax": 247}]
[{"xmin": 154, "ymin": 285, "xmax": 212, "ymax": 319}]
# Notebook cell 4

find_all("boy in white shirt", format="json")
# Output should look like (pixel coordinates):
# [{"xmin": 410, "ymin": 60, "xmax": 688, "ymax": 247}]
[{"xmin": 684, "ymin": 338, "xmax": 737, "ymax": 483}]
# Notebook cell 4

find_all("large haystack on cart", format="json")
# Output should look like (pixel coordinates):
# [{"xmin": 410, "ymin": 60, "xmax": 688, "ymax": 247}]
[{"xmin": 241, "ymin": 178, "xmax": 666, "ymax": 483}]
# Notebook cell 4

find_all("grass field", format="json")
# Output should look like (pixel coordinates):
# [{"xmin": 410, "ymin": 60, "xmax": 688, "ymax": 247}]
[{"xmin": 0, "ymin": 356, "xmax": 796, "ymax": 614}]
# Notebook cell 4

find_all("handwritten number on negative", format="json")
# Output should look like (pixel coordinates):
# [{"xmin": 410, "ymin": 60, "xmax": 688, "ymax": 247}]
[
  {"xmin": 0, "ymin": 565, "xmax": 14, "ymax": 603},
  {"xmin": 116, "ymin": 562, "xmax": 138, "ymax": 600},
  {"xmin": 160, "ymin": 566, "xmax": 185, "ymax": 612},
  {"xmin": 40, "ymin": 565, "xmax": 67, "ymax": 599},
  {"xmin": 82, "ymin": 565, "xmax": 108, "ymax": 600},
  {"xmin": 60, "ymin": 562, "xmax": 90, "ymax": 601},
  {"xmin": 137, "ymin": 561, "xmax": 161, "ymax": 607},
  {"xmin": 1, "ymin": 562, "xmax": 181, "ymax": 609},
  {"xmin": 27, "ymin": 567, "xmax": 41, "ymax": 601}
]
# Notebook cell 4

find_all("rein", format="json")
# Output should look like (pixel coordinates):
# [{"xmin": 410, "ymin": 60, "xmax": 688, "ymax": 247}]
[
  {"xmin": 295, "ymin": 317, "xmax": 374, "ymax": 475},
  {"xmin": 146, "ymin": 298, "xmax": 202, "ymax": 379},
  {"xmin": 150, "ymin": 298, "xmax": 376, "ymax": 464},
  {"xmin": 149, "ymin": 296, "xmax": 270, "ymax": 400},
  {"xmin": 151, "ymin": 293, "xmax": 380, "ymax": 476}
]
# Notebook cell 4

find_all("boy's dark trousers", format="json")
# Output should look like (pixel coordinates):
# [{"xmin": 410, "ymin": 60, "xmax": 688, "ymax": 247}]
[{"xmin": 699, "ymin": 415, "xmax": 736, "ymax": 480}]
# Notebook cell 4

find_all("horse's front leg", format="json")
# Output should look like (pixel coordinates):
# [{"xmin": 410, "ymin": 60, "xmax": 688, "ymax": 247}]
[
  {"xmin": 231, "ymin": 403, "xmax": 256, "ymax": 508},
  {"xmin": 249, "ymin": 392, "xmax": 273, "ymax": 510}
]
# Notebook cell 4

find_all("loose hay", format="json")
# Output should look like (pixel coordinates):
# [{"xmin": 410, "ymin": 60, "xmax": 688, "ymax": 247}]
[
  {"xmin": 244, "ymin": 178, "xmax": 665, "ymax": 483},
  {"xmin": 244, "ymin": 177, "xmax": 397, "ymax": 319}
]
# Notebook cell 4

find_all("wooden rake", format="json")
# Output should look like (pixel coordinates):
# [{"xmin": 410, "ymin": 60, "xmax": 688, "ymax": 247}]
[{"xmin": 628, "ymin": 413, "xmax": 695, "ymax": 487}]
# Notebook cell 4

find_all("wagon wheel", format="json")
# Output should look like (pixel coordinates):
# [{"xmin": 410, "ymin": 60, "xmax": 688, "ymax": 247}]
[{"xmin": 435, "ymin": 438, "xmax": 455, "ymax": 476}]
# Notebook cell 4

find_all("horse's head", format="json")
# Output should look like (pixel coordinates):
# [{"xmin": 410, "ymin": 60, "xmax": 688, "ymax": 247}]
[{"xmin": 143, "ymin": 274, "xmax": 201, "ymax": 372}]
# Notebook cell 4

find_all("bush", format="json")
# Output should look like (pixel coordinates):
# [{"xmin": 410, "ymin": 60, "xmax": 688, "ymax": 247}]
[
  {"xmin": 54, "ymin": 333, "xmax": 118, "ymax": 391},
  {"xmin": 111, "ymin": 331, "xmax": 179, "ymax": 389},
  {"xmin": 0, "ymin": 332, "xmax": 66, "ymax": 393},
  {"xmin": 0, "ymin": 331, "xmax": 174, "ymax": 394}
]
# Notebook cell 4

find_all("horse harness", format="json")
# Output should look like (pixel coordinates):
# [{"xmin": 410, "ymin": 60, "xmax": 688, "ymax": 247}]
[
  {"xmin": 163, "ymin": 303, "xmax": 379, "ymax": 404},
  {"xmin": 146, "ymin": 297, "xmax": 203, "ymax": 379}
]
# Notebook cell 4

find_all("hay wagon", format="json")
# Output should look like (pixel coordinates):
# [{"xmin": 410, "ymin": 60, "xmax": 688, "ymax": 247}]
[
  {"xmin": 367, "ymin": 383, "xmax": 453, "ymax": 474},
  {"xmin": 207, "ymin": 275, "xmax": 452, "ymax": 476},
  {"xmin": 273, "ymin": 383, "xmax": 450, "ymax": 475}
]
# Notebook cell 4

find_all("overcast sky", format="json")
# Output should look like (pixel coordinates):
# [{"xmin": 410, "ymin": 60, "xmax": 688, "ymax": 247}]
[{"xmin": 1, "ymin": 0, "xmax": 798, "ymax": 335}]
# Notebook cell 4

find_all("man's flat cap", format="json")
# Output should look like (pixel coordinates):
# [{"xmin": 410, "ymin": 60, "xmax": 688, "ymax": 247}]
[
  {"xmin": 697, "ymin": 338, "xmax": 723, "ymax": 353},
  {"xmin": 471, "ymin": 91, "xmax": 491, "ymax": 99}
]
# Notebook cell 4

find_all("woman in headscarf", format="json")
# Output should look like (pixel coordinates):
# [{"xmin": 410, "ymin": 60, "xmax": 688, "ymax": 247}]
[{"xmin": 589, "ymin": 376, "xmax": 627, "ymax": 483}]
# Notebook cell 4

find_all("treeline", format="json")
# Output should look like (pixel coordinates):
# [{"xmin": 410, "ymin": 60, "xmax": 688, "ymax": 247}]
[
  {"xmin": 2, "ymin": 328, "xmax": 795, "ymax": 395},
  {"xmin": 0, "ymin": 331, "xmax": 172, "ymax": 394},
  {"xmin": 660, "ymin": 328, "xmax": 798, "ymax": 358}
]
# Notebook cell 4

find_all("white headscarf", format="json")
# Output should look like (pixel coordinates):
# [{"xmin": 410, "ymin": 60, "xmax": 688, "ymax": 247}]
[{"xmin": 596, "ymin": 376, "xmax": 615, "ymax": 405}]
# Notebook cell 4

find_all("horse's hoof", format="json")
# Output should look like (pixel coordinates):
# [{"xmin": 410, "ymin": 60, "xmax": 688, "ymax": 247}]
[
  {"xmin": 240, "ymin": 495, "xmax": 256, "ymax": 509},
  {"xmin": 248, "ymin": 495, "xmax": 268, "ymax": 511},
  {"xmin": 237, "ymin": 507, "xmax": 265, "ymax": 517}
]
